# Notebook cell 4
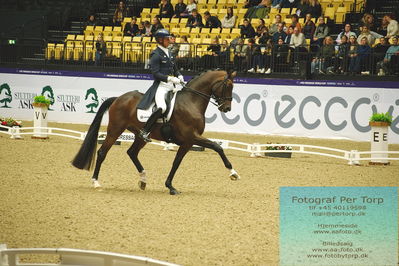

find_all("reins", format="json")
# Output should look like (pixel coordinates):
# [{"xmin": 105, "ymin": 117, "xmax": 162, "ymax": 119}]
[{"xmin": 180, "ymin": 75, "xmax": 231, "ymax": 108}]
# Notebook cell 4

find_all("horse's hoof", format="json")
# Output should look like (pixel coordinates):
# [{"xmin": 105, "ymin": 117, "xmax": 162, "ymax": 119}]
[
  {"xmin": 92, "ymin": 180, "xmax": 102, "ymax": 188},
  {"xmin": 229, "ymin": 169, "xmax": 240, "ymax": 181},
  {"xmin": 169, "ymin": 189, "xmax": 181, "ymax": 195},
  {"xmin": 138, "ymin": 181, "xmax": 146, "ymax": 190}
]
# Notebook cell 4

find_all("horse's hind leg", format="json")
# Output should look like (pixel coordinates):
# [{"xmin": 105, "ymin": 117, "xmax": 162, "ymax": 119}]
[
  {"xmin": 127, "ymin": 138, "xmax": 147, "ymax": 190},
  {"xmin": 91, "ymin": 130, "xmax": 124, "ymax": 188},
  {"xmin": 193, "ymin": 137, "xmax": 240, "ymax": 181}
]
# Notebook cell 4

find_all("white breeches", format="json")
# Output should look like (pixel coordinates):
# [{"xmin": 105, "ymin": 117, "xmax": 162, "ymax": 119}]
[{"xmin": 156, "ymin": 81, "xmax": 174, "ymax": 113}]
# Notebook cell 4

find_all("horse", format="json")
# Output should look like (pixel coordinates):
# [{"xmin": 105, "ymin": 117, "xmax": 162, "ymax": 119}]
[{"xmin": 71, "ymin": 69, "xmax": 240, "ymax": 195}]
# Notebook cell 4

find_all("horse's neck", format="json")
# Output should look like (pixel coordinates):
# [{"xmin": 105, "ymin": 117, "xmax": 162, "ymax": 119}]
[{"xmin": 186, "ymin": 72, "xmax": 218, "ymax": 113}]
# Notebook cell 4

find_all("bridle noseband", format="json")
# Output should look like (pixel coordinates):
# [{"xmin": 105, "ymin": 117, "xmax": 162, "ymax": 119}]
[{"xmin": 181, "ymin": 75, "xmax": 232, "ymax": 108}]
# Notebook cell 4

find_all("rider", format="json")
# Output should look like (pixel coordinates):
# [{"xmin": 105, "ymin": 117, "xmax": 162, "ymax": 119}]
[{"xmin": 137, "ymin": 29, "xmax": 184, "ymax": 142}]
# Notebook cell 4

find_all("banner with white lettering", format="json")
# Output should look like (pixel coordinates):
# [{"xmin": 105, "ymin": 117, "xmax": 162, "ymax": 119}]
[{"xmin": 0, "ymin": 73, "xmax": 398, "ymax": 143}]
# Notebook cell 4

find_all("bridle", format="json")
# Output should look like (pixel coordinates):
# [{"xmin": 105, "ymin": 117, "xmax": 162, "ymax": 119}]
[{"xmin": 181, "ymin": 75, "xmax": 232, "ymax": 108}]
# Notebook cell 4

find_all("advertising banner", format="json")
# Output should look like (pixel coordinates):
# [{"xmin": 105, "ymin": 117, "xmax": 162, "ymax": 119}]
[{"xmin": 0, "ymin": 70, "xmax": 398, "ymax": 143}]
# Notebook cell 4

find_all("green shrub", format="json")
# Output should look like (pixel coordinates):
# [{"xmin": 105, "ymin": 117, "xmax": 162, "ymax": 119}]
[
  {"xmin": 369, "ymin": 112, "xmax": 393, "ymax": 124},
  {"xmin": 33, "ymin": 95, "xmax": 51, "ymax": 106}
]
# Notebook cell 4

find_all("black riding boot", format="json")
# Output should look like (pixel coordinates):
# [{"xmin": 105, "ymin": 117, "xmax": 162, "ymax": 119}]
[{"xmin": 138, "ymin": 108, "xmax": 163, "ymax": 142}]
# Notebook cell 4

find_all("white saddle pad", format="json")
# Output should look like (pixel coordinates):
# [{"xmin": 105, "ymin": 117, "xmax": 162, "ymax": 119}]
[{"xmin": 137, "ymin": 92, "xmax": 178, "ymax": 123}]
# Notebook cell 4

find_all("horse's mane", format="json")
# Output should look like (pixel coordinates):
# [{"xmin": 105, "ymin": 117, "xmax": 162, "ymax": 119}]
[{"xmin": 186, "ymin": 69, "xmax": 225, "ymax": 86}]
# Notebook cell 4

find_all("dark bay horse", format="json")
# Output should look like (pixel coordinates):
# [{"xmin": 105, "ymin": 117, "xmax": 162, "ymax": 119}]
[{"xmin": 72, "ymin": 70, "xmax": 240, "ymax": 195}]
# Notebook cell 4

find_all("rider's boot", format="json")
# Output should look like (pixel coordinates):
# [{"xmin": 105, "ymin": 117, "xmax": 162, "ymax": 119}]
[{"xmin": 138, "ymin": 108, "xmax": 163, "ymax": 142}]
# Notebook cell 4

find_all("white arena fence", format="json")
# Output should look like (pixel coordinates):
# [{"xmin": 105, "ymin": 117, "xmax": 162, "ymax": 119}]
[
  {"xmin": 0, "ymin": 244, "xmax": 178, "ymax": 266},
  {"xmin": 1, "ymin": 125, "xmax": 398, "ymax": 165}
]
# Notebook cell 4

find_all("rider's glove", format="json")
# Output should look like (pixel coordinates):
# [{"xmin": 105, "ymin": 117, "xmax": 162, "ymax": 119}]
[
  {"xmin": 168, "ymin": 76, "xmax": 180, "ymax": 85},
  {"xmin": 178, "ymin": 75, "xmax": 184, "ymax": 83}
]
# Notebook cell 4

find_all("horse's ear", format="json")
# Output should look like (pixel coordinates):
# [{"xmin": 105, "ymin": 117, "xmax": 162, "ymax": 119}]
[{"xmin": 228, "ymin": 71, "xmax": 237, "ymax": 79}]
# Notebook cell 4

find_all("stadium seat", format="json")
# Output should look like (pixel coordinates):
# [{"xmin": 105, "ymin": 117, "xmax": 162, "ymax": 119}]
[
  {"xmin": 132, "ymin": 36, "xmax": 142, "ymax": 42},
  {"xmin": 191, "ymin": 27, "xmax": 201, "ymax": 34},
  {"xmin": 84, "ymin": 26, "xmax": 94, "ymax": 37},
  {"xmin": 55, "ymin": 43, "xmax": 64, "ymax": 60},
  {"xmin": 46, "ymin": 43, "xmax": 55, "ymax": 60},
  {"xmin": 84, "ymin": 35, "xmax": 95, "ymax": 61},
  {"xmin": 180, "ymin": 27, "xmax": 190, "ymax": 35},
  {"xmin": 324, "ymin": 7, "xmax": 335, "ymax": 20}
]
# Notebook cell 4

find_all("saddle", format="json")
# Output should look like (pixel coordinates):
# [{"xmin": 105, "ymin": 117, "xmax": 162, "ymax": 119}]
[{"xmin": 136, "ymin": 91, "xmax": 178, "ymax": 143}]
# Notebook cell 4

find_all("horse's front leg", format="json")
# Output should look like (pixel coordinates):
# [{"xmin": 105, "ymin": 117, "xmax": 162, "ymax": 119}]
[
  {"xmin": 165, "ymin": 144, "xmax": 191, "ymax": 195},
  {"xmin": 193, "ymin": 137, "xmax": 240, "ymax": 181}
]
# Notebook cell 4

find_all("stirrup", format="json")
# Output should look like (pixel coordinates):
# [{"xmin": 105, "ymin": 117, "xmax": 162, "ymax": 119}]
[{"xmin": 139, "ymin": 129, "xmax": 152, "ymax": 142}]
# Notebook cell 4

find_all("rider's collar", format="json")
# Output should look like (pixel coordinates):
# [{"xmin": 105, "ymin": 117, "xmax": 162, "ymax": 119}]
[{"xmin": 158, "ymin": 45, "xmax": 170, "ymax": 58}]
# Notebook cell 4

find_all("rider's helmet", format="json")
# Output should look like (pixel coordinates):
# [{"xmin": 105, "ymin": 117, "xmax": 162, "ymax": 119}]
[{"xmin": 154, "ymin": 29, "xmax": 171, "ymax": 44}]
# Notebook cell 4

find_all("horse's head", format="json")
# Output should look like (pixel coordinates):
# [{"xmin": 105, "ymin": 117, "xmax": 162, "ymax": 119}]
[{"xmin": 212, "ymin": 70, "xmax": 236, "ymax": 113}]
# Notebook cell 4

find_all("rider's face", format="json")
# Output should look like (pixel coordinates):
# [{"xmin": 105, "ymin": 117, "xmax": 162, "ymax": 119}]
[{"xmin": 161, "ymin": 37, "xmax": 170, "ymax": 47}]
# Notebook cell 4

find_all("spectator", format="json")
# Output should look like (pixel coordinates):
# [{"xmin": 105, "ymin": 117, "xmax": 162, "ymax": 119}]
[
  {"xmin": 373, "ymin": 37, "xmax": 390, "ymax": 74},
  {"xmin": 150, "ymin": 17, "xmax": 164, "ymax": 36},
  {"xmin": 183, "ymin": 0, "xmax": 197, "ymax": 17},
  {"xmin": 258, "ymin": 26, "xmax": 271, "ymax": 45},
  {"xmin": 204, "ymin": 11, "xmax": 222, "ymax": 29},
  {"xmin": 330, "ymin": 35, "xmax": 350, "ymax": 74},
  {"xmin": 219, "ymin": 40, "xmax": 231, "ymax": 67},
  {"xmin": 245, "ymin": 0, "xmax": 271, "ymax": 19},
  {"xmin": 169, "ymin": 34, "xmax": 179, "ymax": 57},
  {"xmin": 272, "ymin": 37, "xmax": 289, "ymax": 72},
  {"xmin": 359, "ymin": 13, "xmax": 377, "ymax": 33},
  {"xmin": 377, "ymin": 36, "xmax": 399, "ymax": 75},
  {"xmin": 159, "ymin": 0, "xmax": 174, "ymax": 18},
  {"xmin": 285, "ymin": 26, "xmax": 295, "ymax": 44},
  {"xmin": 222, "ymin": 7, "xmax": 237, "ymax": 28},
  {"xmin": 95, "ymin": 33, "xmax": 106, "ymax": 66},
  {"xmin": 280, "ymin": 0, "xmax": 300, "ymax": 8},
  {"xmin": 384, "ymin": 14, "xmax": 399, "ymax": 38},
  {"xmin": 290, "ymin": 26, "xmax": 307, "ymax": 62},
  {"xmin": 272, "ymin": 23, "xmax": 287, "ymax": 44},
  {"xmin": 311, "ymin": 16, "xmax": 329, "ymax": 51},
  {"xmin": 308, "ymin": 0, "xmax": 322, "ymax": 19},
  {"xmin": 378, "ymin": 16, "xmax": 389, "ymax": 37},
  {"xmin": 349, "ymin": 36, "xmax": 371, "ymax": 74},
  {"xmin": 336, "ymin": 24, "xmax": 356, "ymax": 45},
  {"xmin": 256, "ymin": 19, "xmax": 268, "ymax": 37},
  {"xmin": 302, "ymin": 13, "xmax": 316, "ymax": 39},
  {"xmin": 347, "ymin": 34, "xmax": 358, "ymax": 73},
  {"xmin": 176, "ymin": 35, "xmax": 192, "ymax": 70},
  {"xmin": 143, "ymin": 21, "xmax": 152, "ymax": 36},
  {"xmin": 311, "ymin": 36, "xmax": 335, "ymax": 74},
  {"xmin": 269, "ymin": 14, "xmax": 282, "ymax": 35},
  {"xmin": 296, "ymin": 0, "xmax": 310, "ymax": 18},
  {"xmin": 173, "ymin": 0, "xmax": 187, "ymax": 18},
  {"xmin": 357, "ymin": 25, "xmax": 375, "ymax": 46},
  {"xmin": 203, "ymin": 37, "xmax": 221, "ymax": 69},
  {"xmin": 187, "ymin": 9, "xmax": 204, "ymax": 28},
  {"xmin": 124, "ymin": 17, "xmax": 139, "ymax": 37},
  {"xmin": 113, "ymin": 1, "xmax": 128, "ymax": 26},
  {"xmin": 272, "ymin": 0, "xmax": 283, "ymax": 8},
  {"xmin": 247, "ymin": 38, "xmax": 265, "ymax": 73},
  {"xmin": 244, "ymin": 0, "xmax": 262, "ymax": 8},
  {"xmin": 85, "ymin": 14, "xmax": 97, "ymax": 27},
  {"xmin": 291, "ymin": 14, "xmax": 302, "ymax": 31},
  {"xmin": 233, "ymin": 38, "xmax": 248, "ymax": 71},
  {"xmin": 240, "ymin": 18, "xmax": 256, "ymax": 39}
]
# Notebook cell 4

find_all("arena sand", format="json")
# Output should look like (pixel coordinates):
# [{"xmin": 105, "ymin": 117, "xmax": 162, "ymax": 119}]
[{"xmin": 0, "ymin": 121, "xmax": 398, "ymax": 266}]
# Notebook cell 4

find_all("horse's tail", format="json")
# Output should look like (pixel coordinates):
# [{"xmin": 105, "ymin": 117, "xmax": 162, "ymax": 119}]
[{"xmin": 71, "ymin": 97, "xmax": 117, "ymax": 170}]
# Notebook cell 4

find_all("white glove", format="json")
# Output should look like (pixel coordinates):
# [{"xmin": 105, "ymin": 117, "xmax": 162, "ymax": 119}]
[
  {"xmin": 173, "ymin": 86, "xmax": 182, "ymax": 93},
  {"xmin": 168, "ymin": 76, "xmax": 180, "ymax": 85},
  {"xmin": 178, "ymin": 75, "xmax": 184, "ymax": 83}
]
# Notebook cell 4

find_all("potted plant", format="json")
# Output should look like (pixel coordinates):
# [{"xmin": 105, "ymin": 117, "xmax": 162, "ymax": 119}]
[
  {"xmin": 32, "ymin": 95, "xmax": 51, "ymax": 139},
  {"xmin": 265, "ymin": 143, "xmax": 293, "ymax": 158},
  {"xmin": 33, "ymin": 95, "xmax": 51, "ymax": 108},
  {"xmin": 0, "ymin": 117, "xmax": 22, "ymax": 131},
  {"xmin": 369, "ymin": 112, "xmax": 392, "ymax": 127},
  {"xmin": 369, "ymin": 112, "xmax": 392, "ymax": 165}
]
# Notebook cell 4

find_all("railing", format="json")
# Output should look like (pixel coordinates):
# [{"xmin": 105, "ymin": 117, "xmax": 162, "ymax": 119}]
[
  {"xmin": 0, "ymin": 244, "xmax": 178, "ymax": 266},
  {"xmin": 2, "ymin": 38, "xmax": 399, "ymax": 77},
  {"xmin": 1, "ymin": 125, "xmax": 398, "ymax": 165}
]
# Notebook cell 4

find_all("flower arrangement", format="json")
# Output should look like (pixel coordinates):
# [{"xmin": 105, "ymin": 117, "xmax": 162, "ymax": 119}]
[
  {"xmin": 0, "ymin": 117, "xmax": 22, "ymax": 128},
  {"xmin": 369, "ymin": 112, "xmax": 392, "ymax": 125},
  {"xmin": 33, "ymin": 95, "xmax": 51, "ymax": 107},
  {"xmin": 266, "ymin": 143, "xmax": 292, "ymax": 150}
]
